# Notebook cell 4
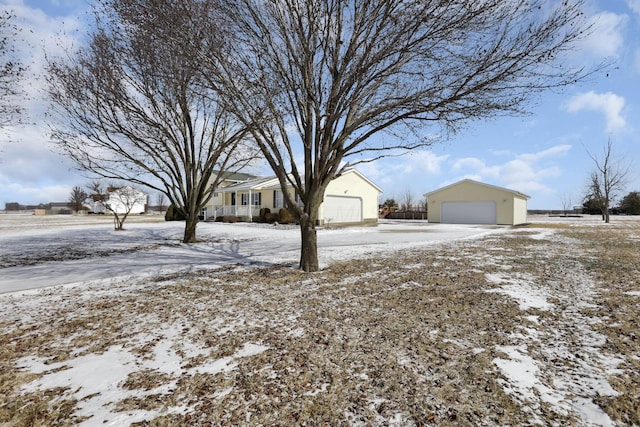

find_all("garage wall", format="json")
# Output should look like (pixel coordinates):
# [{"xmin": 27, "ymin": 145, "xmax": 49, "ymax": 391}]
[
  {"xmin": 513, "ymin": 196, "xmax": 528, "ymax": 225},
  {"xmin": 321, "ymin": 170, "xmax": 381, "ymax": 225},
  {"xmin": 441, "ymin": 201, "xmax": 497, "ymax": 224},
  {"xmin": 427, "ymin": 180, "xmax": 528, "ymax": 225},
  {"xmin": 323, "ymin": 195, "xmax": 363, "ymax": 224}
]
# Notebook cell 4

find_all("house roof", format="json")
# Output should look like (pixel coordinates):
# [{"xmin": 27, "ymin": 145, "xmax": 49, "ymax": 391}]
[
  {"xmin": 218, "ymin": 169, "xmax": 382, "ymax": 193},
  {"xmin": 221, "ymin": 175, "xmax": 281, "ymax": 191},
  {"xmin": 216, "ymin": 171, "xmax": 259, "ymax": 182},
  {"xmin": 426, "ymin": 179, "xmax": 530, "ymax": 199}
]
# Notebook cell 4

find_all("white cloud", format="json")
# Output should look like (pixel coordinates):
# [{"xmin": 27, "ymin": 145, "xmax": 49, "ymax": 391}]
[
  {"xmin": 628, "ymin": 0, "xmax": 640, "ymax": 16},
  {"xmin": 359, "ymin": 150, "xmax": 448, "ymax": 184},
  {"xmin": 517, "ymin": 144, "xmax": 572, "ymax": 162},
  {"xmin": 0, "ymin": 2, "xmax": 92, "ymax": 204},
  {"xmin": 580, "ymin": 11, "xmax": 627, "ymax": 58},
  {"xmin": 564, "ymin": 91, "xmax": 626, "ymax": 133},
  {"xmin": 399, "ymin": 151, "xmax": 450, "ymax": 175},
  {"xmin": 0, "ymin": 181, "xmax": 71, "ymax": 205},
  {"xmin": 0, "ymin": 127, "xmax": 75, "ymax": 183},
  {"xmin": 451, "ymin": 157, "xmax": 500, "ymax": 179},
  {"xmin": 7, "ymin": 2, "xmax": 85, "ymax": 114},
  {"xmin": 452, "ymin": 157, "xmax": 485, "ymax": 171},
  {"xmin": 501, "ymin": 159, "xmax": 562, "ymax": 193},
  {"xmin": 358, "ymin": 150, "xmax": 449, "ymax": 199},
  {"xmin": 447, "ymin": 144, "xmax": 571, "ymax": 196}
]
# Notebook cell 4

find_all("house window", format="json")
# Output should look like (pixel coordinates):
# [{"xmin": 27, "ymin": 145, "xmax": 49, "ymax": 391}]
[
  {"xmin": 274, "ymin": 190, "xmax": 283, "ymax": 209},
  {"xmin": 213, "ymin": 192, "xmax": 219, "ymax": 197},
  {"xmin": 231, "ymin": 193, "xmax": 236, "ymax": 206},
  {"xmin": 242, "ymin": 193, "xmax": 261, "ymax": 206}
]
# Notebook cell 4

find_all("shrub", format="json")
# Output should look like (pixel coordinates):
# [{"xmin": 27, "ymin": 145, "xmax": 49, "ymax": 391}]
[
  {"xmin": 259, "ymin": 208, "xmax": 271, "ymax": 223},
  {"xmin": 222, "ymin": 216, "xmax": 239, "ymax": 223},
  {"xmin": 264, "ymin": 212, "xmax": 278, "ymax": 223},
  {"xmin": 619, "ymin": 192, "xmax": 640, "ymax": 215},
  {"xmin": 165, "ymin": 204, "xmax": 186, "ymax": 221},
  {"xmin": 278, "ymin": 208, "xmax": 296, "ymax": 224}
]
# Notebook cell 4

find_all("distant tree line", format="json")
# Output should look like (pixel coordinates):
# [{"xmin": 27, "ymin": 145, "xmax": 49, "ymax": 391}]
[{"xmin": 582, "ymin": 191, "xmax": 640, "ymax": 216}]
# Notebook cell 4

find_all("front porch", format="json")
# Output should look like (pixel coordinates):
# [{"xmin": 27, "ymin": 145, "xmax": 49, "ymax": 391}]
[
  {"xmin": 206, "ymin": 205, "xmax": 263, "ymax": 221},
  {"xmin": 205, "ymin": 182, "xmax": 296, "ymax": 222}
]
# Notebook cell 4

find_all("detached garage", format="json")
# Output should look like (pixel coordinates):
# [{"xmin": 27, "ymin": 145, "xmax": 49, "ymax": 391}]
[{"xmin": 426, "ymin": 179, "xmax": 529, "ymax": 226}]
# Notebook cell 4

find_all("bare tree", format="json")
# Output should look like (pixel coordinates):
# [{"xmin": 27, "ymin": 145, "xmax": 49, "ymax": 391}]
[
  {"xmin": 401, "ymin": 188, "xmax": 414, "ymax": 212},
  {"xmin": 68, "ymin": 186, "xmax": 88, "ymax": 214},
  {"xmin": 586, "ymin": 171, "xmax": 606, "ymax": 221},
  {"xmin": 421, "ymin": 194, "xmax": 429, "ymax": 213},
  {"xmin": 0, "ymin": 9, "xmax": 26, "ymax": 129},
  {"xmin": 586, "ymin": 138, "xmax": 630, "ymax": 223},
  {"xmin": 155, "ymin": 192, "xmax": 167, "ymax": 212},
  {"xmin": 207, "ymin": 0, "xmax": 597, "ymax": 271},
  {"xmin": 46, "ymin": 0, "xmax": 258, "ymax": 243},
  {"xmin": 559, "ymin": 192, "xmax": 573, "ymax": 216},
  {"xmin": 88, "ymin": 181, "xmax": 146, "ymax": 230}
]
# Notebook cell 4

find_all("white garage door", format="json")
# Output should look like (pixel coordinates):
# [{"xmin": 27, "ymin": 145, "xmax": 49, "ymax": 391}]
[
  {"xmin": 441, "ymin": 201, "xmax": 497, "ymax": 224},
  {"xmin": 323, "ymin": 196, "xmax": 362, "ymax": 224}
]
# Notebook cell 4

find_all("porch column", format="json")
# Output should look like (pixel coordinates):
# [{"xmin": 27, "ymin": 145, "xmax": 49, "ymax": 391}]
[{"xmin": 217, "ymin": 190, "xmax": 224, "ymax": 220}]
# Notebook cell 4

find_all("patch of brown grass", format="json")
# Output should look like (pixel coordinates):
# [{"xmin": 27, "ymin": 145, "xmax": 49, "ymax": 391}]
[
  {"xmin": 559, "ymin": 225, "xmax": 640, "ymax": 425},
  {"xmin": 516, "ymin": 222, "xmax": 574, "ymax": 229},
  {"xmin": 0, "ymin": 390, "xmax": 85, "ymax": 426}
]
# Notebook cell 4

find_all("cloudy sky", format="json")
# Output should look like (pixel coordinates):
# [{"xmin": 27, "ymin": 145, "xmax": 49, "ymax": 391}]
[{"xmin": 0, "ymin": 0, "xmax": 639, "ymax": 210}]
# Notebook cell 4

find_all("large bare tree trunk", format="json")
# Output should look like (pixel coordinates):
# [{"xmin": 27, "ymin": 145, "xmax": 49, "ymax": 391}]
[
  {"xmin": 183, "ymin": 213, "xmax": 199, "ymax": 243},
  {"xmin": 113, "ymin": 214, "xmax": 121, "ymax": 230},
  {"xmin": 114, "ymin": 213, "xmax": 126, "ymax": 230},
  {"xmin": 299, "ymin": 214, "xmax": 319, "ymax": 272}
]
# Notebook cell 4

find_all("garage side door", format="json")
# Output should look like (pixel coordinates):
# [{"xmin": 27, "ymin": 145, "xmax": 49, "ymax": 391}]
[
  {"xmin": 324, "ymin": 196, "xmax": 362, "ymax": 224},
  {"xmin": 441, "ymin": 201, "xmax": 497, "ymax": 224}
]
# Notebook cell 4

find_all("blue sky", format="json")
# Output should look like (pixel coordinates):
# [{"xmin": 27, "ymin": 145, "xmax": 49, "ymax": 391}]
[{"xmin": 1, "ymin": 0, "xmax": 639, "ymax": 210}]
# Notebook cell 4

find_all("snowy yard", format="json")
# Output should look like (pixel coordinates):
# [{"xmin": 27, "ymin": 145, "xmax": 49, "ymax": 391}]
[{"xmin": 0, "ymin": 213, "xmax": 638, "ymax": 426}]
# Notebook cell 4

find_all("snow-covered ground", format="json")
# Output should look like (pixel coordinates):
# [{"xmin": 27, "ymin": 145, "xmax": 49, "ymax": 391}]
[
  {"xmin": 1, "ymin": 213, "xmax": 638, "ymax": 426},
  {"xmin": 0, "ymin": 213, "xmax": 502, "ymax": 293}
]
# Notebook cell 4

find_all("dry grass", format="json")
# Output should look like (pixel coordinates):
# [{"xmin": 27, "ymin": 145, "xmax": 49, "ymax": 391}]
[
  {"xmin": 1, "ymin": 220, "xmax": 639, "ymax": 425},
  {"xmin": 561, "ymin": 224, "xmax": 640, "ymax": 425}
]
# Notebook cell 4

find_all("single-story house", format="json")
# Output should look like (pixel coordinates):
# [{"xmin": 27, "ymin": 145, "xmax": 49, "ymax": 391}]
[
  {"xmin": 206, "ymin": 169, "xmax": 382, "ymax": 226},
  {"xmin": 204, "ymin": 171, "xmax": 259, "ymax": 219},
  {"xmin": 426, "ymin": 179, "xmax": 529, "ymax": 225}
]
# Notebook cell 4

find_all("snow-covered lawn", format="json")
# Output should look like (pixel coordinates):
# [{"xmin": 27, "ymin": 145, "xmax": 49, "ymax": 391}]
[
  {"xmin": 0, "ymin": 213, "xmax": 638, "ymax": 426},
  {"xmin": 0, "ymin": 214, "xmax": 497, "ymax": 293}
]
